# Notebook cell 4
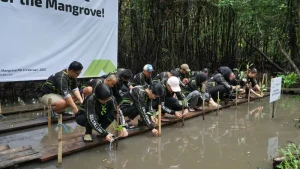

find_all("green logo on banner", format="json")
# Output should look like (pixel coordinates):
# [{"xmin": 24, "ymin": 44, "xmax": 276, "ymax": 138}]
[{"xmin": 83, "ymin": 60, "xmax": 116, "ymax": 77}]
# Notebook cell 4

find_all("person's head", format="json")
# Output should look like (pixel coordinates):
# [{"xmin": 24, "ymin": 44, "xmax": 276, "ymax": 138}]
[
  {"xmin": 202, "ymin": 68, "xmax": 209, "ymax": 75},
  {"xmin": 95, "ymin": 83, "xmax": 112, "ymax": 104},
  {"xmin": 68, "ymin": 61, "xmax": 83, "ymax": 78},
  {"xmin": 143, "ymin": 64, "xmax": 154, "ymax": 78},
  {"xmin": 170, "ymin": 70, "xmax": 179, "ymax": 77},
  {"xmin": 196, "ymin": 72, "xmax": 208, "ymax": 86},
  {"xmin": 146, "ymin": 83, "xmax": 164, "ymax": 99},
  {"xmin": 119, "ymin": 69, "xmax": 133, "ymax": 82},
  {"xmin": 248, "ymin": 68, "xmax": 258, "ymax": 78},
  {"xmin": 218, "ymin": 66, "xmax": 234, "ymax": 81},
  {"xmin": 180, "ymin": 64, "xmax": 191, "ymax": 74},
  {"xmin": 104, "ymin": 74, "xmax": 117, "ymax": 87},
  {"xmin": 166, "ymin": 76, "xmax": 181, "ymax": 93}
]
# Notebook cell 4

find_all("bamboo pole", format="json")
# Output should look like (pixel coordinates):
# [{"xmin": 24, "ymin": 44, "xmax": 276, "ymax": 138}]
[
  {"xmin": 235, "ymin": 87, "xmax": 238, "ymax": 108},
  {"xmin": 115, "ymin": 105, "xmax": 120, "ymax": 149},
  {"xmin": 158, "ymin": 104, "xmax": 162, "ymax": 136},
  {"xmin": 47, "ymin": 98, "xmax": 52, "ymax": 128},
  {"xmin": 0, "ymin": 101, "xmax": 2, "ymax": 118},
  {"xmin": 57, "ymin": 114, "xmax": 62, "ymax": 165},
  {"xmin": 202, "ymin": 84, "xmax": 206, "ymax": 120},
  {"xmin": 217, "ymin": 91, "xmax": 220, "ymax": 115}
]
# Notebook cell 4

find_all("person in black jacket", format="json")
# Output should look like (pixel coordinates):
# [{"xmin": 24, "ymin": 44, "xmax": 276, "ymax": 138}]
[
  {"xmin": 38, "ymin": 61, "xmax": 83, "ymax": 115},
  {"xmin": 75, "ymin": 83, "xmax": 128, "ymax": 142},
  {"xmin": 131, "ymin": 64, "xmax": 154, "ymax": 87},
  {"xmin": 207, "ymin": 66, "xmax": 238, "ymax": 101},
  {"xmin": 153, "ymin": 70, "xmax": 179, "ymax": 84},
  {"xmin": 240, "ymin": 68, "xmax": 264, "ymax": 98},
  {"xmin": 120, "ymin": 83, "xmax": 164, "ymax": 136},
  {"xmin": 183, "ymin": 72, "xmax": 220, "ymax": 110},
  {"xmin": 81, "ymin": 74, "xmax": 118, "ymax": 99},
  {"xmin": 160, "ymin": 76, "xmax": 189, "ymax": 119}
]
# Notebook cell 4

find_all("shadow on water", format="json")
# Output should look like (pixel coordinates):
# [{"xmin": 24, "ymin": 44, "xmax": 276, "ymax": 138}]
[{"xmin": 3, "ymin": 94, "xmax": 299, "ymax": 169}]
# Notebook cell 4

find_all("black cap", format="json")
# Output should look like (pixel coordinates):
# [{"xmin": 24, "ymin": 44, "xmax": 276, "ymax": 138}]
[
  {"xmin": 150, "ymin": 83, "xmax": 164, "ymax": 97},
  {"xmin": 202, "ymin": 68, "xmax": 209, "ymax": 73},
  {"xmin": 196, "ymin": 72, "xmax": 208, "ymax": 86},
  {"xmin": 120, "ymin": 69, "xmax": 133, "ymax": 79},
  {"xmin": 95, "ymin": 83, "xmax": 112, "ymax": 100}
]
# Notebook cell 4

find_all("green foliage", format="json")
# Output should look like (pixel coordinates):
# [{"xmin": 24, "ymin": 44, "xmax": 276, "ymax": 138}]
[
  {"xmin": 277, "ymin": 143, "xmax": 300, "ymax": 169},
  {"xmin": 278, "ymin": 72, "xmax": 298, "ymax": 88}
]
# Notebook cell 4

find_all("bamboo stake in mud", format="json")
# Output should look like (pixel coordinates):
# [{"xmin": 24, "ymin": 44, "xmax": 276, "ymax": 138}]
[
  {"xmin": 48, "ymin": 98, "xmax": 52, "ymax": 128},
  {"xmin": 202, "ymin": 84, "xmax": 206, "ymax": 120},
  {"xmin": 158, "ymin": 104, "xmax": 162, "ymax": 136},
  {"xmin": 181, "ymin": 103, "xmax": 185, "ymax": 127},
  {"xmin": 235, "ymin": 87, "xmax": 238, "ymax": 108},
  {"xmin": 57, "ymin": 114, "xmax": 62, "ymax": 165},
  {"xmin": 115, "ymin": 105, "xmax": 120, "ymax": 149},
  {"xmin": 217, "ymin": 91, "xmax": 220, "ymax": 115}
]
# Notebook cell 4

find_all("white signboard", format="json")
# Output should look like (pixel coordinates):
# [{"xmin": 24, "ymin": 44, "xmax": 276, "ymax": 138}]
[
  {"xmin": 0, "ymin": 0, "xmax": 118, "ymax": 82},
  {"xmin": 269, "ymin": 77, "xmax": 282, "ymax": 103}
]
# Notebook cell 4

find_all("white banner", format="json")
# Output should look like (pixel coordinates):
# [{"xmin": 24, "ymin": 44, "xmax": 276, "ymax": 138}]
[
  {"xmin": 270, "ymin": 77, "xmax": 282, "ymax": 103},
  {"xmin": 0, "ymin": 0, "xmax": 118, "ymax": 82}
]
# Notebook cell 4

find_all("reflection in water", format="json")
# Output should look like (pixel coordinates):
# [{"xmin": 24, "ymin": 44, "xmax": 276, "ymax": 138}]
[{"xmin": 16, "ymin": 95, "xmax": 300, "ymax": 169}]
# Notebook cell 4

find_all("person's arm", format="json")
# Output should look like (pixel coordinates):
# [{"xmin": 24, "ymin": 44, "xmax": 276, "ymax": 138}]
[
  {"xmin": 56, "ymin": 74, "xmax": 78, "ymax": 112},
  {"xmin": 85, "ymin": 96, "xmax": 110, "ymax": 136},
  {"xmin": 215, "ymin": 74, "xmax": 232, "ymax": 90},
  {"xmin": 130, "ymin": 88, "xmax": 154, "ymax": 130}
]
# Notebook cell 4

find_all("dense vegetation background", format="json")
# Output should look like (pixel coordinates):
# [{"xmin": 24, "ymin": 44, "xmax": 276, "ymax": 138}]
[{"xmin": 1, "ymin": 0, "xmax": 300, "ymax": 104}]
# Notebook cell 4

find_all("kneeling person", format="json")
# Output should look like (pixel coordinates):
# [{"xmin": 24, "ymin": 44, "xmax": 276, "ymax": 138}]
[
  {"xmin": 120, "ymin": 83, "xmax": 164, "ymax": 136},
  {"xmin": 75, "ymin": 83, "xmax": 128, "ymax": 142}
]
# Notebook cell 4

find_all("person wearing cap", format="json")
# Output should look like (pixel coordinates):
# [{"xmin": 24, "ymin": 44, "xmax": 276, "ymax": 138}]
[
  {"xmin": 171, "ymin": 64, "xmax": 191, "ymax": 81},
  {"xmin": 75, "ymin": 83, "xmax": 128, "ymax": 142},
  {"xmin": 81, "ymin": 74, "xmax": 118, "ymax": 99},
  {"xmin": 160, "ymin": 76, "xmax": 189, "ymax": 119},
  {"xmin": 38, "ymin": 61, "xmax": 83, "ymax": 115},
  {"xmin": 119, "ymin": 83, "xmax": 164, "ymax": 136},
  {"xmin": 207, "ymin": 66, "xmax": 238, "ymax": 101},
  {"xmin": 132, "ymin": 64, "xmax": 154, "ymax": 87},
  {"xmin": 153, "ymin": 70, "xmax": 179, "ymax": 84},
  {"xmin": 240, "ymin": 68, "xmax": 263, "ymax": 98},
  {"xmin": 99, "ymin": 68, "xmax": 134, "ymax": 104},
  {"xmin": 184, "ymin": 72, "xmax": 220, "ymax": 110}
]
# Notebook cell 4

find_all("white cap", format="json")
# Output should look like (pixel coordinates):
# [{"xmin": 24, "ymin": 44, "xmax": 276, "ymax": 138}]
[
  {"xmin": 167, "ymin": 76, "xmax": 181, "ymax": 92},
  {"xmin": 143, "ymin": 64, "xmax": 154, "ymax": 72}
]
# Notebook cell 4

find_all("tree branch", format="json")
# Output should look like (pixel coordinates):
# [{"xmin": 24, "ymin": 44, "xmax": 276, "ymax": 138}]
[{"xmin": 244, "ymin": 38, "xmax": 285, "ymax": 73}]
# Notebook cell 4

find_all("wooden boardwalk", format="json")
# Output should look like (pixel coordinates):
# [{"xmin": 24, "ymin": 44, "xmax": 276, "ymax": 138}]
[
  {"xmin": 0, "ymin": 115, "xmax": 75, "ymax": 133},
  {"xmin": 0, "ymin": 145, "xmax": 41, "ymax": 169},
  {"xmin": 39, "ymin": 94, "xmax": 269, "ymax": 162}
]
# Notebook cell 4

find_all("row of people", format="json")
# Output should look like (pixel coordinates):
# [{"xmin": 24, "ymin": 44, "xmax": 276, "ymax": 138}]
[{"xmin": 38, "ymin": 61, "xmax": 263, "ymax": 142}]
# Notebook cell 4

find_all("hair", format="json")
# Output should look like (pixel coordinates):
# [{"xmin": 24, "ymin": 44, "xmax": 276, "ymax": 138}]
[
  {"xmin": 150, "ymin": 83, "xmax": 164, "ymax": 97},
  {"xmin": 68, "ymin": 61, "xmax": 83, "ymax": 71},
  {"xmin": 120, "ymin": 69, "xmax": 133, "ymax": 78},
  {"xmin": 106, "ymin": 74, "xmax": 117, "ymax": 81},
  {"xmin": 249, "ymin": 68, "xmax": 258, "ymax": 74}
]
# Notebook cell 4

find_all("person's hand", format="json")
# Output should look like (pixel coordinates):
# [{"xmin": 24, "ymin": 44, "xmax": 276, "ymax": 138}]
[
  {"xmin": 259, "ymin": 92, "xmax": 264, "ymax": 97},
  {"xmin": 106, "ymin": 133, "xmax": 115, "ymax": 142},
  {"xmin": 119, "ymin": 128, "xmax": 128, "ymax": 138},
  {"xmin": 183, "ymin": 78, "xmax": 189, "ymax": 85},
  {"xmin": 152, "ymin": 128, "xmax": 159, "ymax": 136},
  {"xmin": 174, "ymin": 111, "xmax": 182, "ymax": 119},
  {"xmin": 151, "ymin": 116, "xmax": 158, "ymax": 124},
  {"xmin": 72, "ymin": 107, "xmax": 79, "ymax": 114}
]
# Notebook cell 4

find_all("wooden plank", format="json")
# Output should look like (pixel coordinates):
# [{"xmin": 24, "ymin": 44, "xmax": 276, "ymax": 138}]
[
  {"xmin": 0, "ymin": 145, "xmax": 32, "ymax": 156},
  {"xmin": 39, "ymin": 94, "xmax": 269, "ymax": 162},
  {"xmin": 0, "ymin": 145, "xmax": 10, "ymax": 152},
  {"xmin": 0, "ymin": 149, "xmax": 38, "ymax": 162},
  {"xmin": 0, "ymin": 153, "xmax": 41, "ymax": 169},
  {"xmin": 2, "ymin": 104, "xmax": 45, "ymax": 115},
  {"xmin": 0, "ymin": 116, "xmax": 74, "ymax": 134}
]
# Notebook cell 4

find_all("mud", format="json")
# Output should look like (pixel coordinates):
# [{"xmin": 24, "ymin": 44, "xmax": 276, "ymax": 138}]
[{"xmin": 1, "ymin": 95, "xmax": 299, "ymax": 169}]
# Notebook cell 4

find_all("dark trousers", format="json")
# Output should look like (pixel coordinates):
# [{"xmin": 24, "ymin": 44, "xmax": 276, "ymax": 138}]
[
  {"xmin": 208, "ymin": 85, "xmax": 230, "ymax": 101},
  {"xmin": 164, "ymin": 97, "xmax": 183, "ymax": 111},
  {"xmin": 120, "ymin": 104, "xmax": 140, "ymax": 120},
  {"xmin": 75, "ymin": 111, "xmax": 114, "ymax": 135}
]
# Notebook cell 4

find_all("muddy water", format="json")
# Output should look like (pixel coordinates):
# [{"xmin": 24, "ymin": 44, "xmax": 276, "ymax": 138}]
[{"xmin": 2, "ymin": 95, "xmax": 300, "ymax": 169}]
